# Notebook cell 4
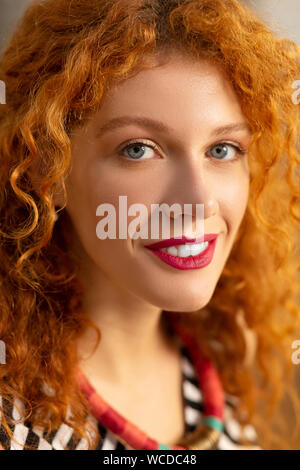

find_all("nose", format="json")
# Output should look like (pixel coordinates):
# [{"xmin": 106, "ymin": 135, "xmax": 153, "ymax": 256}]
[{"xmin": 165, "ymin": 157, "xmax": 219, "ymax": 221}]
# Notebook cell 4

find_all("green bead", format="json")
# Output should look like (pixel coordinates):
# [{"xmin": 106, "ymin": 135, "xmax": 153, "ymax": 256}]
[
  {"xmin": 159, "ymin": 443, "xmax": 172, "ymax": 450},
  {"xmin": 203, "ymin": 416, "xmax": 224, "ymax": 432}
]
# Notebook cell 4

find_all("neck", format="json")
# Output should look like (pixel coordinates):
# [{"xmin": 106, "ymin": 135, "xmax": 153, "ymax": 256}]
[{"xmin": 76, "ymin": 260, "xmax": 177, "ymax": 385}]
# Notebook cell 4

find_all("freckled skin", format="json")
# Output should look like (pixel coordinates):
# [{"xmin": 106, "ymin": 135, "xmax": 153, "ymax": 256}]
[{"xmin": 62, "ymin": 51, "xmax": 251, "ymax": 313}]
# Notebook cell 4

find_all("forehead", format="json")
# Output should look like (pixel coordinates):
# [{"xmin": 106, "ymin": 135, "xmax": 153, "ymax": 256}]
[{"xmin": 91, "ymin": 52, "xmax": 250, "ymax": 138}]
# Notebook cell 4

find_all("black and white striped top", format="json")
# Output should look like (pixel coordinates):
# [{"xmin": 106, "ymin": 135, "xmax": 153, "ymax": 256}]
[{"xmin": 0, "ymin": 342, "xmax": 261, "ymax": 450}]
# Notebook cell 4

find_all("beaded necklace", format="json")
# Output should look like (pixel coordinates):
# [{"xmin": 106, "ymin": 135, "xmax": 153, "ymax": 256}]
[{"xmin": 76, "ymin": 318, "xmax": 225, "ymax": 450}]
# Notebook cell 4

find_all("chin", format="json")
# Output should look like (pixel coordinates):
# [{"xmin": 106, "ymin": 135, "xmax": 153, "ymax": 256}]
[{"xmin": 150, "ymin": 290, "xmax": 213, "ymax": 313}]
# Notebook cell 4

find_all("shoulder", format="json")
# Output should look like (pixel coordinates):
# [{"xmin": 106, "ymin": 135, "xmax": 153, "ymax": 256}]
[
  {"xmin": 0, "ymin": 394, "xmax": 52, "ymax": 450},
  {"xmin": 0, "ymin": 393, "xmax": 93, "ymax": 450},
  {"xmin": 217, "ymin": 394, "xmax": 261, "ymax": 450}
]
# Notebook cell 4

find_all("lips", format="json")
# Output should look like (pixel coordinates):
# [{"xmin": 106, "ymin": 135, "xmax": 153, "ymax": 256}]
[{"xmin": 144, "ymin": 234, "xmax": 218, "ymax": 271}]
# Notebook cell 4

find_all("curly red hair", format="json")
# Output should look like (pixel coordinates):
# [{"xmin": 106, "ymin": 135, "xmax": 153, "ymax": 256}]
[{"xmin": 0, "ymin": 0, "xmax": 299, "ymax": 450}]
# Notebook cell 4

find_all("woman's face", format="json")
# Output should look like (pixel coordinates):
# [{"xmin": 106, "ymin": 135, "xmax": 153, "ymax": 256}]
[{"xmin": 63, "ymin": 52, "xmax": 252, "ymax": 312}]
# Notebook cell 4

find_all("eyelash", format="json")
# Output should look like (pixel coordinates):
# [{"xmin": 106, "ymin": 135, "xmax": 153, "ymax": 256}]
[{"xmin": 118, "ymin": 139, "xmax": 247, "ymax": 163}]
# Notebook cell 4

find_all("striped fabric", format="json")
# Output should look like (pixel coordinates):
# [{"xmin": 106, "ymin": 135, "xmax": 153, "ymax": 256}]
[{"xmin": 0, "ymin": 343, "xmax": 261, "ymax": 450}]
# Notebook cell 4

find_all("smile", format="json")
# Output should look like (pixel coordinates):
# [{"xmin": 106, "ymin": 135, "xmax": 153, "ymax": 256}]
[
  {"xmin": 160, "ymin": 241, "xmax": 209, "ymax": 257},
  {"xmin": 144, "ymin": 234, "xmax": 218, "ymax": 270}
]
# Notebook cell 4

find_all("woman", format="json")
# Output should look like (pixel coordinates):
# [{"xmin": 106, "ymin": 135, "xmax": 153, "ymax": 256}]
[{"xmin": 0, "ymin": 0, "xmax": 299, "ymax": 450}]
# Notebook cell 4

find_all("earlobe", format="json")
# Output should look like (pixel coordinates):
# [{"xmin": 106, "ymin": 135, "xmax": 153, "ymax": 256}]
[{"xmin": 54, "ymin": 206, "xmax": 61, "ymax": 222}]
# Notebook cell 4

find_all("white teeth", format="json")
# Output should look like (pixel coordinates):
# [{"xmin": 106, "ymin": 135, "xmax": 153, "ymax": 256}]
[
  {"xmin": 161, "ymin": 242, "xmax": 209, "ymax": 257},
  {"xmin": 166, "ymin": 246, "xmax": 178, "ymax": 256},
  {"xmin": 189, "ymin": 243, "xmax": 208, "ymax": 256},
  {"xmin": 177, "ymin": 245, "xmax": 190, "ymax": 257}
]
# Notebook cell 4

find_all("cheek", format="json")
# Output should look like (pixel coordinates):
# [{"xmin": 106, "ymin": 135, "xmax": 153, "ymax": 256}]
[
  {"xmin": 69, "ymin": 166, "xmax": 154, "ymax": 263},
  {"xmin": 87, "ymin": 164, "xmax": 165, "ymax": 234},
  {"xmin": 89, "ymin": 161, "xmax": 163, "ymax": 201},
  {"xmin": 216, "ymin": 168, "xmax": 249, "ymax": 233}
]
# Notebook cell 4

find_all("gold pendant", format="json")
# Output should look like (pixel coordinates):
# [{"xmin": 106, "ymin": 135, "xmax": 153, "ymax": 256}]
[{"xmin": 176, "ymin": 424, "xmax": 221, "ymax": 450}]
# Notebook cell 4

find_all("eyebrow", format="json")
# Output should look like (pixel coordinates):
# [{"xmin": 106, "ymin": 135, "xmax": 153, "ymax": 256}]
[{"xmin": 95, "ymin": 116, "xmax": 251, "ymax": 139}]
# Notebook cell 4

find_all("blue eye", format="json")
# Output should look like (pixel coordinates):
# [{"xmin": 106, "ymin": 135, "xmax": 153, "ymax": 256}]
[
  {"xmin": 119, "ymin": 141, "xmax": 157, "ymax": 160},
  {"xmin": 118, "ymin": 140, "xmax": 246, "ymax": 162},
  {"xmin": 209, "ymin": 143, "xmax": 246, "ymax": 161}
]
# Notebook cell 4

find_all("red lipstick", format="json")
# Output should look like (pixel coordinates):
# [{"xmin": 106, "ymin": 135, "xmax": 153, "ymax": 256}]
[{"xmin": 144, "ymin": 234, "xmax": 218, "ymax": 270}]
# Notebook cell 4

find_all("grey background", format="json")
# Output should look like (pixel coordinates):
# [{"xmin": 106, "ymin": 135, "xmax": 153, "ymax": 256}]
[
  {"xmin": 0, "ymin": 0, "xmax": 29, "ymax": 52},
  {"xmin": 0, "ymin": 0, "xmax": 299, "ymax": 53},
  {"xmin": 243, "ymin": 0, "xmax": 300, "ymax": 45}
]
